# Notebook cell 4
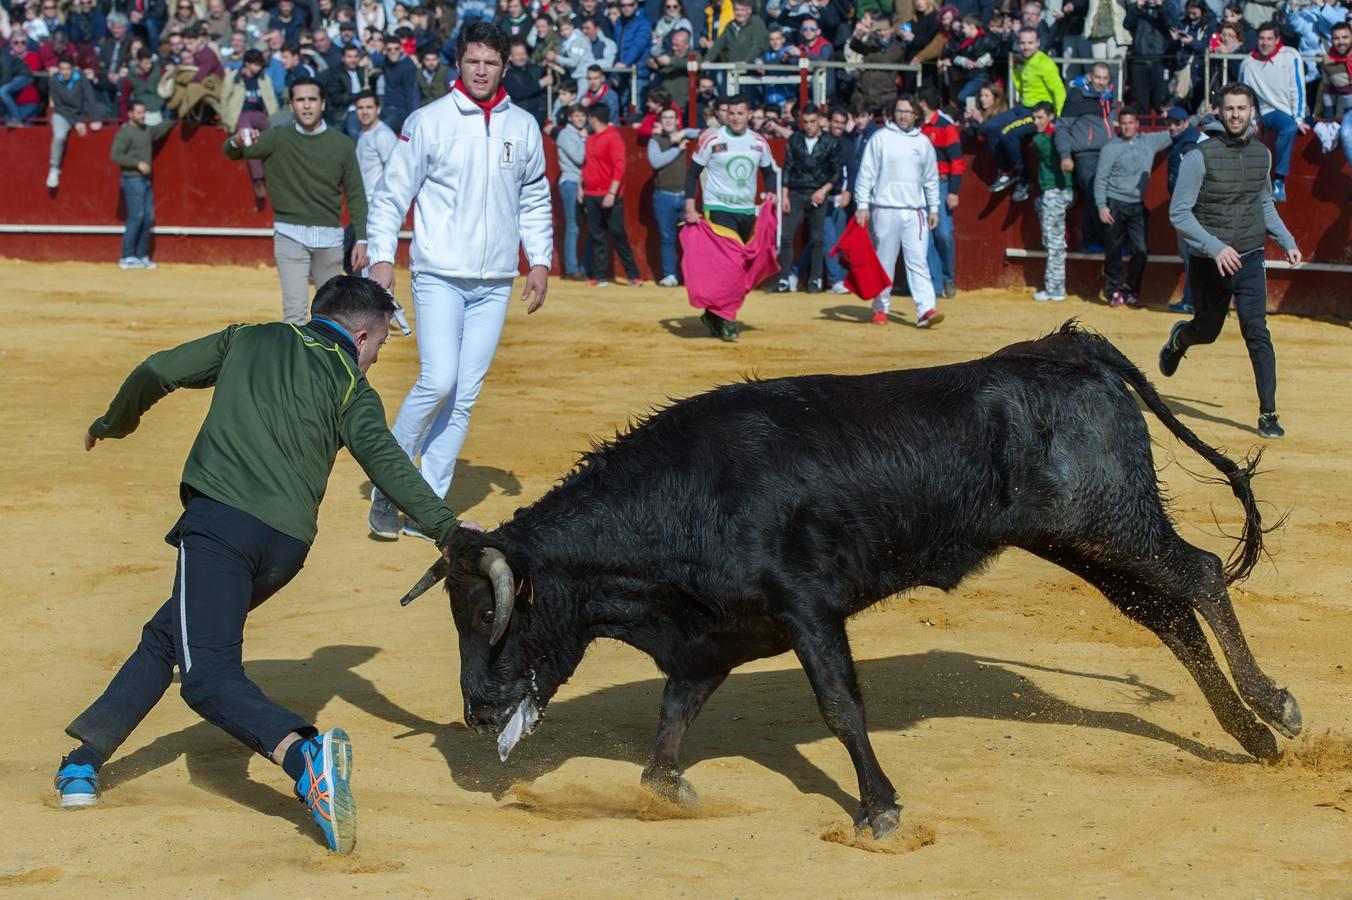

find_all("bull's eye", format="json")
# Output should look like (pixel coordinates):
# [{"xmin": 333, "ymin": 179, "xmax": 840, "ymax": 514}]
[{"xmin": 479, "ymin": 608, "xmax": 495, "ymax": 627}]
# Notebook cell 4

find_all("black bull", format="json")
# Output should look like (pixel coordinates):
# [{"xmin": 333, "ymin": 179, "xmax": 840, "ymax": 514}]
[{"xmin": 401, "ymin": 324, "xmax": 1301, "ymax": 838}]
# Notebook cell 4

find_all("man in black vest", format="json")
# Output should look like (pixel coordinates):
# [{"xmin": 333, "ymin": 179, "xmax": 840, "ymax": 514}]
[{"xmin": 1161, "ymin": 82, "xmax": 1301, "ymax": 439}]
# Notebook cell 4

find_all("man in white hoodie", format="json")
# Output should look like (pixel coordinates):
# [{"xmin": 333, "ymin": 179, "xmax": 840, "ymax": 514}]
[
  {"xmin": 855, "ymin": 94, "xmax": 943, "ymax": 329},
  {"xmin": 1239, "ymin": 23, "xmax": 1310, "ymax": 201},
  {"xmin": 364, "ymin": 22, "xmax": 553, "ymax": 540}
]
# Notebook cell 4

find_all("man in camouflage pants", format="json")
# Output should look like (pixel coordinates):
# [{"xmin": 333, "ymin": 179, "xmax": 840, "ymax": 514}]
[{"xmin": 1031, "ymin": 101, "xmax": 1073, "ymax": 301}]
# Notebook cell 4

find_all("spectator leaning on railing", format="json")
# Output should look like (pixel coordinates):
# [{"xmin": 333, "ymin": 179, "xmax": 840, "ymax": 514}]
[
  {"xmin": 1, "ymin": 32, "xmax": 39, "ymax": 125},
  {"xmin": 1056, "ymin": 62, "xmax": 1116, "ymax": 251},
  {"xmin": 504, "ymin": 37, "xmax": 550, "ymax": 125},
  {"xmin": 647, "ymin": 106, "xmax": 700, "ymax": 286},
  {"xmin": 1240, "ymin": 23, "xmax": 1309, "ymax": 202},
  {"xmin": 1318, "ymin": 22, "xmax": 1352, "ymax": 172},
  {"xmin": 1123, "ymin": 0, "xmax": 1179, "ymax": 116},
  {"xmin": 648, "ymin": 26, "xmax": 691, "ymax": 109},
  {"xmin": 221, "ymin": 48, "xmax": 278, "ymax": 203},
  {"xmin": 987, "ymin": 27, "xmax": 1063, "ymax": 202},
  {"xmin": 581, "ymin": 61, "xmax": 620, "ymax": 120},
  {"xmin": 46, "ymin": 55, "xmax": 104, "ymax": 190},
  {"xmin": 849, "ymin": 13, "xmax": 907, "ymax": 113},
  {"xmin": 110, "ymin": 98, "xmax": 173, "ymax": 270},
  {"xmin": 704, "ymin": 0, "xmax": 768, "ymax": 66}
]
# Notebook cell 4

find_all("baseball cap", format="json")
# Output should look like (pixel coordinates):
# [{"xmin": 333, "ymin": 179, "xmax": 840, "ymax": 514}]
[{"xmin": 1166, "ymin": 107, "xmax": 1189, "ymax": 121}]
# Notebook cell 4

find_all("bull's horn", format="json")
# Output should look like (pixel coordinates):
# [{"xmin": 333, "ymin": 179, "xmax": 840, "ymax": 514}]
[
  {"xmin": 480, "ymin": 547, "xmax": 515, "ymax": 646},
  {"xmin": 399, "ymin": 556, "xmax": 449, "ymax": 607}
]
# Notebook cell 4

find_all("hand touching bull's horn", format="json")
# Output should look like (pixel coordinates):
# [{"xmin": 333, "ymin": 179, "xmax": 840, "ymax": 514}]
[{"xmin": 397, "ymin": 520, "xmax": 484, "ymax": 607}]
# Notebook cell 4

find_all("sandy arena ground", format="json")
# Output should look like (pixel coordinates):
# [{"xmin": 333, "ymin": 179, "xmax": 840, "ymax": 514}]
[{"xmin": 1, "ymin": 261, "xmax": 1350, "ymax": 897}]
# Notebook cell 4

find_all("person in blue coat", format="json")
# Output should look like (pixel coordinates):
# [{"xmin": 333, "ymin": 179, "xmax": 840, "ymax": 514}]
[
  {"xmin": 376, "ymin": 33, "xmax": 420, "ymax": 132},
  {"xmin": 612, "ymin": 0, "xmax": 652, "ymax": 100}
]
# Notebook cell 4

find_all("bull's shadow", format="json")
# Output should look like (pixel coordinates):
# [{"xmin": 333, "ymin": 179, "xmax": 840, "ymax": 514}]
[
  {"xmin": 411, "ymin": 650, "xmax": 1251, "ymax": 817},
  {"xmin": 99, "ymin": 645, "xmax": 439, "ymax": 846}
]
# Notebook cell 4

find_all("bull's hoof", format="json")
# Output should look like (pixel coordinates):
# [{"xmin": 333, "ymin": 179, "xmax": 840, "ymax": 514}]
[
  {"xmin": 853, "ymin": 803, "xmax": 902, "ymax": 840},
  {"xmin": 1271, "ymin": 690, "xmax": 1303, "ymax": 739},
  {"xmin": 641, "ymin": 766, "xmax": 699, "ymax": 807}
]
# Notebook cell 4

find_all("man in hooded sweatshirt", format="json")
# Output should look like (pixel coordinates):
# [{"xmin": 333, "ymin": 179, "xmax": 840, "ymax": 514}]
[{"xmin": 1239, "ymin": 22, "xmax": 1309, "ymax": 201}]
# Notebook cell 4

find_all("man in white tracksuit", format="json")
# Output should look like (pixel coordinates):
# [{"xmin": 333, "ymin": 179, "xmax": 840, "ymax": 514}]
[
  {"xmin": 365, "ymin": 22, "xmax": 553, "ymax": 540},
  {"xmin": 855, "ymin": 94, "xmax": 943, "ymax": 329}
]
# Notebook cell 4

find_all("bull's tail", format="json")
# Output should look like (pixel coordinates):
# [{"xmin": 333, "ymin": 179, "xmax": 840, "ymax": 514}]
[{"xmin": 1062, "ymin": 321, "xmax": 1267, "ymax": 584}]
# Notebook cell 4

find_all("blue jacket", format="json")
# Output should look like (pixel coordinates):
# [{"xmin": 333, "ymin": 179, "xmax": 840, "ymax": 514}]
[
  {"xmin": 380, "ymin": 55, "xmax": 421, "ymax": 114},
  {"xmin": 613, "ymin": 11, "xmax": 652, "ymax": 68},
  {"xmin": 1166, "ymin": 124, "xmax": 1201, "ymax": 194}
]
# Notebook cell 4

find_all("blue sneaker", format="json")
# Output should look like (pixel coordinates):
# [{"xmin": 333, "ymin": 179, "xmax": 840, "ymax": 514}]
[
  {"xmin": 1272, "ymin": 179, "xmax": 1286, "ymax": 203},
  {"xmin": 54, "ymin": 759, "xmax": 99, "ymax": 809},
  {"xmin": 294, "ymin": 729, "xmax": 356, "ymax": 853}
]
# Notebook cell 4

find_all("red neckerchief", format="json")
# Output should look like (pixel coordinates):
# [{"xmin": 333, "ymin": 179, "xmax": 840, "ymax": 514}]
[
  {"xmin": 454, "ymin": 79, "xmax": 507, "ymax": 125},
  {"xmin": 1250, "ymin": 40, "xmax": 1283, "ymax": 62},
  {"xmin": 587, "ymin": 82, "xmax": 610, "ymax": 102},
  {"xmin": 958, "ymin": 28, "xmax": 984, "ymax": 51}
]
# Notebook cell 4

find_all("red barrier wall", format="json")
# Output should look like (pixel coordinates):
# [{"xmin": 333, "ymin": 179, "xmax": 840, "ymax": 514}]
[{"xmin": 2, "ymin": 125, "xmax": 1349, "ymax": 315}]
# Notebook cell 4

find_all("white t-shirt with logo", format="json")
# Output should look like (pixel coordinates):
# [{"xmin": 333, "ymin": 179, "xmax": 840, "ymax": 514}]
[{"xmin": 692, "ymin": 125, "xmax": 776, "ymax": 215}]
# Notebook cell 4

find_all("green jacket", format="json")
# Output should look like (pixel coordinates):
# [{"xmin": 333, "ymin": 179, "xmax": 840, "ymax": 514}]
[
  {"xmin": 223, "ymin": 123, "xmax": 368, "ymax": 239},
  {"xmin": 1032, "ymin": 130, "xmax": 1072, "ymax": 191},
  {"xmin": 88, "ymin": 320, "xmax": 459, "ymax": 546},
  {"xmin": 704, "ymin": 16, "xmax": 768, "ymax": 63},
  {"xmin": 1013, "ymin": 51, "xmax": 1066, "ymax": 114}
]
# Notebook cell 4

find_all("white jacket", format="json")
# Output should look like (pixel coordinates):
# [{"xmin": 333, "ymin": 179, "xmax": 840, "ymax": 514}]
[
  {"xmin": 1240, "ymin": 45, "xmax": 1305, "ymax": 118},
  {"xmin": 366, "ymin": 86, "xmax": 553, "ymax": 279},
  {"xmin": 855, "ymin": 123, "xmax": 941, "ymax": 214}
]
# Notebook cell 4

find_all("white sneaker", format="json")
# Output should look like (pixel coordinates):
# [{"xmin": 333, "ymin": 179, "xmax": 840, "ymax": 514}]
[
  {"xmin": 830, "ymin": 282, "xmax": 849, "ymax": 294},
  {"xmin": 46, "ymin": 167, "xmax": 60, "ymax": 189},
  {"xmin": 118, "ymin": 257, "xmax": 145, "ymax": 269},
  {"xmin": 786, "ymin": 273, "xmax": 799, "ymax": 291},
  {"xmin": 138, "ymin": 257, "xmax": 157, "ymax": 270},
  {"xmin": 658, "ymin": 274, "xmax": 678, "ymax": 287},
  {"xmin": 1033, "ymin": 290, "xmax": 1066, "ymax": 302}
]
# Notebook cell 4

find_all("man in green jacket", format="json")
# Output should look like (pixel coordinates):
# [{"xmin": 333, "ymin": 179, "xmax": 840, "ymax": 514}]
[
  {"xmin": 110, "ymin": 98, "xmax": 175, "ymax": 270},
  {"xmin": 224, "ymin": 75, "xmax": 369, "ymax": 324},
  {"xmin": 703, "ymin": 0, "xmax": 768, "ymax": 65},
  {"xmin": 988, "ymin": 28, "xmax": 1066, "ymax": 201},
  {"xmin": 1029, "ymin": 101, "xmax": 1073, "ymax": 301},
  {"xmin": 54, "ymin": 276, "xmax": 475, "ymax": 855}
]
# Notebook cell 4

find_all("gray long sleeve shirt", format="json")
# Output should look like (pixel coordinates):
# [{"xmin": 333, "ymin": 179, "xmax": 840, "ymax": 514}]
[
  {"xmin": 556, "ymin": 125, "xmax": 586, "ymax": 184},
  {"xmin": 1092, "ymin": 130, "xmax": 1172, "ymax": 208},
  {"xmin": 1169, "ymin": 141, "xmax": 1296, "ymax": 259}
]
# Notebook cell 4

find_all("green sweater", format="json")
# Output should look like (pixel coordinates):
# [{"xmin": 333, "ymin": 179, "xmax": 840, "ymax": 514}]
[
  {"xmin": 88, "ymin": 321, "xmax": 458, "ymax": 546},
  {"xmin": 1013, "ymin": 51, "xmax": 1066, "ymax": 114},
  {"xmin": 110, "ymin": 119, "xmax": 176, "ymax": 176},
  {"xmin": 223, "ymin": 124, "xmax": 368, "ymax": 239},
  {"xmin": 1031, "ymin": 130, "xmax": 1072, "ymax": 191}
]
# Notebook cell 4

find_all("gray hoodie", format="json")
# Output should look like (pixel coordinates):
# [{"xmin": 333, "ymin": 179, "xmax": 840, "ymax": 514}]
[{"xmin": 556, "ymin": 124, "xmax": 586, "ymax": 184}]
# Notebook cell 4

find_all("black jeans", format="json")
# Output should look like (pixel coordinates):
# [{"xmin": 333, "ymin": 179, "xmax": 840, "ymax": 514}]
[
  {"xmin": 1102, "ymin": 198, "xmax": 1148, "ymax": 293},
  {"xmin": 583, "ymin": 195, "xmax": 640, "ymax": 281},
  {"xmin": 779, "ymin": 189, "xmax": 828, "ymax": 283},
  {"xmin": 1072, "ymin": 151, "xmax": 1104, "ymax": 248},
  {"xmin": 66, "ymin": 494, "xmax": 311, "ymax": 762},
  {"xmin": 708, "ymin": 209, "xmax": 756, "ymax": 243},
  {"xmin": 1178, "ymin": 249, "xmax": 1277, "ymax": 413},
  {"xmin": 1129, "ymin": 58, "xmax": 1169, "ymax": 113}
]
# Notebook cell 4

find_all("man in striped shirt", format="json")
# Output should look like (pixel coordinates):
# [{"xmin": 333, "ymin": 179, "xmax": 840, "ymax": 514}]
[{"xmin": 917, "ymin": 85, "xmax": 964, "ymax": 299}]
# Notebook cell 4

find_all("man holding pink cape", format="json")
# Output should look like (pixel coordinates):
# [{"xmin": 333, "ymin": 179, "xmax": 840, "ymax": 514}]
[{"xmin": 680, "ymin": 198, "xmax": 781, "ymax": 341}]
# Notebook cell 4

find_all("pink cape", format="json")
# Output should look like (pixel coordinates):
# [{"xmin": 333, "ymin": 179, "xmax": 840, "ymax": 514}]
[{"xmin": 679, "ymin": 199, "xmax": 781, "ymax": 321}]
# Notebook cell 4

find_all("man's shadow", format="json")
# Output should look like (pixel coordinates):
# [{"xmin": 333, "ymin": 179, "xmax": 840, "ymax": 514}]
[
  {"xmin": 100, "ymin": 646, "xmax": 444, "ymax": 846},
  {"xmin": 358, "ymin": 459, "xmax": 522, "ymax": 518},
  {"xmin": 657, "ymin": 316, "xmax": 761, "ymax": 339},
  {"xmin": 408, "ymin": 650, "xmax": 1252, "ymax": 818},
  {"xmin": 1158, "ymin": 393, "xmax": 1256, "ymax": 434}
]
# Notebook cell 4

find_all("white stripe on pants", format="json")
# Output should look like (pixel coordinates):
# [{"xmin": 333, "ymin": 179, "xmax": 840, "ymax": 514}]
[
  {"xmin": 389, "ymin": 272, "xmax": 513, "ymax": 499},
  {"xmin": 870, "ymin": 207, "xmax": 936, "ymax": 320}
]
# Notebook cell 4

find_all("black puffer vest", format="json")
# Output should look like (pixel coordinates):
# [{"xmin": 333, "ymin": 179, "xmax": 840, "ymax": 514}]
[{"xmin": 1194, "ymin": 126, "xmax": 1272, "ymax": 255}]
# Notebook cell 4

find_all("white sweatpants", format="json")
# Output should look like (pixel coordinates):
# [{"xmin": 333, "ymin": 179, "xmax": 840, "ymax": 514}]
[
  {"xmin": 870, "ymin": 207, "xmax": 936, "ymax": 320},
  {"xmin": 388, "ymin": 272, "xmax": 513, "ymax": 499}
]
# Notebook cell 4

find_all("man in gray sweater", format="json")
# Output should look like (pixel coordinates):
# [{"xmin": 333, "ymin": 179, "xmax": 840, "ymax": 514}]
[
  {"xmin": 109, "ymin": 98, "xmax": 175, "ymax": 269},
  {"xmin": 1092, "ymin": 105, "xmax": 1171, "ymax": 308},
  {"xmin": 1161, "ymin": 83, "xmax": 1301, "ymax": 440}
]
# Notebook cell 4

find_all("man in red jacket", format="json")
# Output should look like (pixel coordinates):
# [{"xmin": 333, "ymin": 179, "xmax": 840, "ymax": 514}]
[{"xmin": 581, "ymin": 103, "xmax": 642, "ymax": 286}]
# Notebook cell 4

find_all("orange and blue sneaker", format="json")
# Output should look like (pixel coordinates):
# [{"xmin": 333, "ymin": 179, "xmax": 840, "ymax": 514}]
[
  {"xmin": 294, "ymin": 728, "xmax": 356, "ymax": 853},
  {"xmin": 54, "ymin": 759, "xmax": 99, "ymax": 809}
]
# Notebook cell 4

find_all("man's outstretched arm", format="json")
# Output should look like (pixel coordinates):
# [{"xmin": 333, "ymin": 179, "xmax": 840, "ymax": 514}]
[{"xmin": 86, "ymin": 325, "xmax": 244, "ymax": 448}]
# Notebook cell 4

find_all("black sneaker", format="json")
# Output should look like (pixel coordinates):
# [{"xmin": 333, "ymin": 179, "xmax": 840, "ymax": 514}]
[
  {"xmin": 368, "ymin": 490, "xmax": 400, "ymax": 540},
  {"xmin": 700, "ymin": 310, "xmax": 722, "ymax": 338},
  {"xmin": 1158, "ymin": 321, "xmax": 1188, "ymax": 377},
  {"xmin": 990, "ymin": 173, "xmax": 1015, "ymax": 192},
  {"xmin": 1257, "ymin": 413, "xmax": 1285, "ymax": 439},
  {"xmin": 773, "ymin": 279, "xmax": 792, "ymax": 293},
  {"xmin": 805, "ymin": 280, "xmax": 822, "ymax": 294},
  {"xmin": 1011, "ymin": 180, "xmax": 1030, "ymax": 202},
  {"xmin": 719, "ymin": 319, "xmax": 739, "ymax": 342},
  {"xmin": 1167, "ymin": 300, "xmax": 1194, "ymax": 314}
]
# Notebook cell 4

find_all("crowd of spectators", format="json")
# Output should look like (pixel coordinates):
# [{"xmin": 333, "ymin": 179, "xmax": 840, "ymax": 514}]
[{"xmin": 2, "ymin": 0, "xmax": 1348, "ymax": 295}]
